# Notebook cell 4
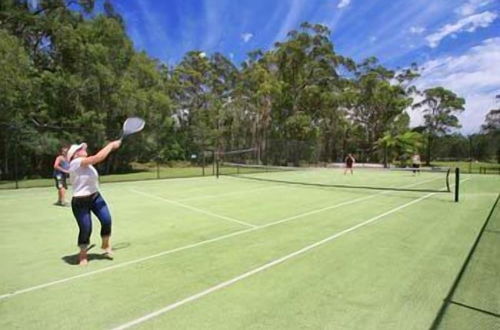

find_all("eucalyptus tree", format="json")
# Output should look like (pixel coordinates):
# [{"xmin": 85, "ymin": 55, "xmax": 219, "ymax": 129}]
[
  {"xmin": 170, "ymin": 51, "xmax": 239, "ymax": 154},
  {"xmin": 271, "ymin": 22, "xmax": 355, "ymax": 162},
  {"xmin": 412, "ymin": 87, "xmax": 465, "ymax": 164},
  {"xmin": 0, "ymin": 28, "xmax": 36, "ymax": 178},
  {"xmin": 236, "ymin": 50, "xmax": 281, "ymax": 162},
  {"xmin": 480, "ymin": 108, "xmax": 500, "ymax": 162},
  {"xmin": 347, "ymin": 57, "xmax": 417, "ymax": 161}
]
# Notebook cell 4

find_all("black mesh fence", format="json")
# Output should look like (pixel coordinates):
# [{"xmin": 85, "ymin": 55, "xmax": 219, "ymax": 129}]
[{"xmin": 0, "ymin": 149, "xmax": 217, "ymax": 190}]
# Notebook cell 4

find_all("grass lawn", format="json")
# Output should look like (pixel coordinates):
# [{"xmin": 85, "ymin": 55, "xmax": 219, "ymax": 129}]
[{"xmin": 1, "ymin": 168, "xmax": 498, "ymax": 329}]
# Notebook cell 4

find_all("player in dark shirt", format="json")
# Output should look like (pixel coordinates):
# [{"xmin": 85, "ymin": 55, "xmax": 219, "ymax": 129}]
[{"xmin": 344, "ymin": 154, "xmax": 355, "ymax": 175}]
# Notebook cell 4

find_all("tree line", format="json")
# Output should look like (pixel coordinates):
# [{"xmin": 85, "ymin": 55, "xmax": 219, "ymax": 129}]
[{"xmin": 0, "ymin": 0, "xmax": 498, "ymax": 180}]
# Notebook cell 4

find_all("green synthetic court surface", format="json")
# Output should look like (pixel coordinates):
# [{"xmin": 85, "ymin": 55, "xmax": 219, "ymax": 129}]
[{"xmin": 0, "ymin": 169, "xmax": 499, "ymax": 329}]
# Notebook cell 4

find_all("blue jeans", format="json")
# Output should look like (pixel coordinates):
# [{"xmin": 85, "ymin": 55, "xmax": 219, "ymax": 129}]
[{"xmin": 71, "ymin": 192, "xmax": 112, "ymax": 248}]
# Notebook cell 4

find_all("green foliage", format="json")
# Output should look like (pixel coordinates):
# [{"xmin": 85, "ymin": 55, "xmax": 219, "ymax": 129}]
[
  {"xmin": 0, "ymin": 2, "xmax": 476, "ymax": 180},
  {"xmin": 412, "ymin": 87, "xmax": 465, "ymax": 164},
  {"xmin": 377, "ymin": 131, "xmax": 423, "ymax": 166}
]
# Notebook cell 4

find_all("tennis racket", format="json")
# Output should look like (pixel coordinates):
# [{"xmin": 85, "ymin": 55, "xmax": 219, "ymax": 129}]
[{"xmin": 119, "ymin": 117, "xmax": 145, "ymax": 141}]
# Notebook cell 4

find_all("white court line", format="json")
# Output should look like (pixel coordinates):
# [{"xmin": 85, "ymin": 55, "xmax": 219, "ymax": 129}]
[
  {"xmin": 111, "ymin": 189, "xmax": 448, "ymax": 330},
  {"xmin": 130, "ymin": 188, "xmax": 257, "ymax": 228},
  {"xmin": 0, "ymin": 177, "xmax": 452, "ymax": 301}
]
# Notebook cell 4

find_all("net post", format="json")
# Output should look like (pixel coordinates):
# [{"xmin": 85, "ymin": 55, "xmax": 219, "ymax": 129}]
[
  {"xmin": 445, "ymin": 168, "xmax": 451, "ymax": 192},
  {"xmin": 454, "ymin": 167, "xmax": 460, "ymax": 202},
  {"xmin": 215, "ymin": 151, "xmax": 220, "ymax": 179}
]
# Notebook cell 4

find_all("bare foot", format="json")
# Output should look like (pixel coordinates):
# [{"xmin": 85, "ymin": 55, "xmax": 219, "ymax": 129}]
[
  {"xmin": 79, "ymin": 249, "xmax": 88, "ymax": 266},
  {"xmin": 101, "ymin": 236, "xmax": 112, "ymax": 258}
]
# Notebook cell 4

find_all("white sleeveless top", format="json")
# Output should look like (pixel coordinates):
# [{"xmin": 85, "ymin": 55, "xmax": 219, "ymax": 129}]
[{"xmin": 68, "ymin": 158, "xmax": 99, "ymax": 197}]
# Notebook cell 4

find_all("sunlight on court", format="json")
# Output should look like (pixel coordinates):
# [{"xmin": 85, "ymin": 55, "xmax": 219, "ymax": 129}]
[{"xmin": 1, "ymin": 171, "xmax": 499, "ymax": 329}]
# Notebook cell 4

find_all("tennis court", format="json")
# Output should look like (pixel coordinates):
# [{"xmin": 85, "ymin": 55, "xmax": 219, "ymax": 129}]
[{"xmin": 0, "ymin": 169, "xmax": 499, "ymax": 329}]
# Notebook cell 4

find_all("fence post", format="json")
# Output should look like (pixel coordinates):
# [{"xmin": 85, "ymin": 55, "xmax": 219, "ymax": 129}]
[
  {"xmin": 13, "ymin": 132, "xmax": 19, "ymax": 189},
  {"xmin": 202, "ymin": 151, "xmax": 205, "ymax": 176},
  {"xmin": 14, "ymin": 143, "xmax": 19, "ymax": 189},
  {"xmin": 215, "ymin": 151, "xmax": 219, "ymax": 178},
  {"xmin": 212, "ymin": 150, "xmax": 215, "ymax": 176}
]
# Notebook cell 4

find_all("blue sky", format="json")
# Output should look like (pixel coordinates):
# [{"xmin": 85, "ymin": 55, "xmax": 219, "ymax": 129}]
[{"xmin": 113, "ymin": 0, "xmax": 499, "ymax": 133}]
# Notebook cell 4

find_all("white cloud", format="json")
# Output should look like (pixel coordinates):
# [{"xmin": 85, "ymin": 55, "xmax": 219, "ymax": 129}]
[
  {"xmin": 337, "ymin": 0, "xmax": 351, "ymax": 9},
  {"xmin": 455, "ymin": 0, "xmax": 492, "ymax": 16},
  {"xmin": 241, "ymin": 32, "xmax": 254, "ymax": 43},
  {"xmin": 426, "ymin": 11, "xmax": 497, "ymax": 48},
  {"xmin": 409, "ymin": 26, "xmax": 426, "ymax": 34},
  {"xmin": 199, "ymin": 52, "xmax": 207, "ymax": 58},
  {"xmin": 411, "ymin": 38, "xmax": 500, "ymax": 133}
]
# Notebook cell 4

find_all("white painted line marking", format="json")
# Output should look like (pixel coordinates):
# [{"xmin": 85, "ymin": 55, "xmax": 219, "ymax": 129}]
[
  {"xmin": 129, "ymin": 188, "xmax": 257, "ymax": 228},
  {"xmin": 111, "ymin": 191, "xmax": 442, "ymax": 330},
  {"xmin": 0, "ymin": 177, "xmax": 461, "ymax": 300}
]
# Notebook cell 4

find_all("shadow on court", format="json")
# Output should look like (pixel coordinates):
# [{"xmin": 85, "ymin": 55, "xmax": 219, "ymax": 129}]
[
  {"xmin": 113, "ymin": 242, "xmax": 131, "ymax": 251},
  {"xmin": 61, "ymin": 242, "xmax": 131, "ymax": 265}
]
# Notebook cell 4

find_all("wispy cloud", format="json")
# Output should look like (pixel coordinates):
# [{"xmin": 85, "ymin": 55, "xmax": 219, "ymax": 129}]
[
  {"xmin": 136, "ymin": 1, "xmax": 171, "ymax": 55},
  {"xmin": 337, "ymin": 0, "xmax": 351, "ymax": 9},
  {"xmin": 347, "ymin": 1, "xmax": 444, "ymax": 60},
  {"xmin": 426, "ymin": 11, "xmax": 497, "ymax": 48},
  {"xmin": 272, "ymin": 0, "xmax": 305, "ymax": 44},
  {"xmin": 409, "ymin": 26, "xmax": 426, "ymax": 34},
  {"xmin": 241, "ymin": 32, "xmax": 254, "ymax": 43},
  {"xmin": 412, "ymin": 38, "xmax": 500, "ymax": 133},
  {"xmin": 455, "ymin": 0, "xmax": 493, "ymax": 16},
  {"xmin": 202, "ymin": 0, "xmax": 224, "ymax": 51}
]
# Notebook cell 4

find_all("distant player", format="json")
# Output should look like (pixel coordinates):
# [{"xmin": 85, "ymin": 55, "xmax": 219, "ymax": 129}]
[
  {"xmin": 344, "ymin": 153, "xmax": 355, "ymax": 175},
  {"xmin": 411, "ymin": 153, "xmax": 421, "ymax": 175},
  {"xmin": 53, "ymin": 146, "xmax": 70, "ymax": 206}
]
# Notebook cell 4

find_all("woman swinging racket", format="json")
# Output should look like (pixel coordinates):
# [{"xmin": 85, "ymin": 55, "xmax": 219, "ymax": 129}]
[{"xmin": 67, "ymin": 140, "xmax": 121, "ymax": 266}]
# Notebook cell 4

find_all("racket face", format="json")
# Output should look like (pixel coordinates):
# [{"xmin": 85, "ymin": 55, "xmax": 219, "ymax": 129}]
[{"xmin": 122, "ymin": 117, "xmax": 145, "ymax": 138}]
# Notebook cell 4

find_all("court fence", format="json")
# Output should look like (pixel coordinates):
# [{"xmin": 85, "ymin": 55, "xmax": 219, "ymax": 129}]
[
  {"xmin": 1, "ymin": 141, "xmax": 496, "ymax": 191},
  {"xmin": 430, "ymin": 194, "xmax": 500, "ymax": 328}
]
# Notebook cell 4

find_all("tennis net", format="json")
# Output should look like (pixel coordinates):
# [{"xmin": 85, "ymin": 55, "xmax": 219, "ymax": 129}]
[{"xmin": 216, "ymin": 148, "xmax": 460, "ymax": 199}]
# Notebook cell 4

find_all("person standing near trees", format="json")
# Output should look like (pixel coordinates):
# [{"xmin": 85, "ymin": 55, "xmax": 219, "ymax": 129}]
[
  {"xmin": 53, "ymin": 146, "xmax": 70, "ymax": 206},
  {"xmin": 411, "ymin": 152, "xmax": 421, "ymax": 175},
  {"xmin": 344, "ymin": 153, "xmax": 355, "ymax": 175}
]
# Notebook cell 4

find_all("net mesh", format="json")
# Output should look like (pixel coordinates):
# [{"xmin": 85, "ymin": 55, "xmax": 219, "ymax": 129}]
[{"xmin": 217, "ymin": 148, "xmax": 454, "ymax": 194}]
